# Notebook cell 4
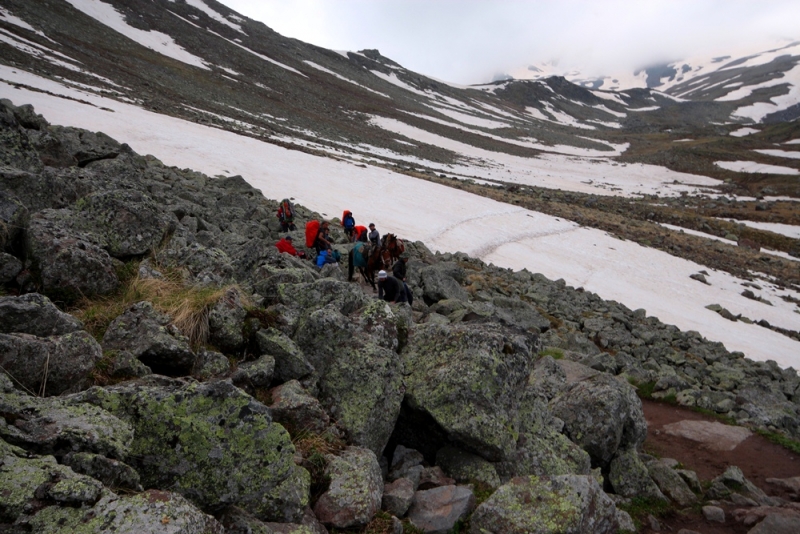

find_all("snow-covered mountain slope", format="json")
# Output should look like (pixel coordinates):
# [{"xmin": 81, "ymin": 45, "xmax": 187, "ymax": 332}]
[
  {"xmin": 521, "ymin": 41, "xmax": 800, "ymax": 124},
  {"xmin": 1, "ymin": 0, "xmax": 799, "ymax": 367}
]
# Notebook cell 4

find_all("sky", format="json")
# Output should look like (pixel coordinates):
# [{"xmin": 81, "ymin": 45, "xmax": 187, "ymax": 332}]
[{"xmin": 216, "ymin": 0, "xmax": 800, "ymax": 85}]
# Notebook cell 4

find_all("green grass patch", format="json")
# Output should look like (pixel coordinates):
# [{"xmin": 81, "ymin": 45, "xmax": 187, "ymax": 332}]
[
  {"xmin": 617, "ymin": 496, "xmax": 672, "ymax": 530},
  {"xmin": 755, "ymin": 429, "xmax": 800, "ymax": 455},
  {"xmin": 538, "ymin": 347, "xmax": 564, "ymax": 360}
]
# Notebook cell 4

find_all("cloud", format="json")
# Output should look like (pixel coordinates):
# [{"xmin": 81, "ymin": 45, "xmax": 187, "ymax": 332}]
[{"xmin": 218, "ymin": 0, "xmax": 800, "ymax": 84}]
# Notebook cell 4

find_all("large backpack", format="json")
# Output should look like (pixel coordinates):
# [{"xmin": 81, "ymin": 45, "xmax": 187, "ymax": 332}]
[
  {"xmin": 279, "ymin": 199, "xmax": 294, "ymax": 222},
  {"xmin": 305, "ymin": 220, "xmax": 320, "ymax": 248}
]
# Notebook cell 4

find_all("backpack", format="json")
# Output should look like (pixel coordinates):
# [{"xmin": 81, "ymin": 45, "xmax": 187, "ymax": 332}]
[
  {"xmin": 278, "ymin": 199, "xmax": 294, "ymax": 222},
  {"xmin": 305, "ymin": 220, "xmax": 320, "ymax": 248}
]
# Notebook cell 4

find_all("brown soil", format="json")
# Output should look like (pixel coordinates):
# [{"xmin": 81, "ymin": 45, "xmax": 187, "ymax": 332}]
[{"xmin": 639, "ymin": 399, "xmax": 800, "ymax": 533}]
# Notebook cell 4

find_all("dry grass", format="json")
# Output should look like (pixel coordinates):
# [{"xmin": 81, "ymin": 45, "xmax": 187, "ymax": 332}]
[{"xmin": 72, "ymin": 264, "xmax": 242, "ymax": 348}]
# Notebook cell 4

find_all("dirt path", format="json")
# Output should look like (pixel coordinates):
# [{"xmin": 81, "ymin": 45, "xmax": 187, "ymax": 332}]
[{"xmin": 640, "ymin": 399, "xmax": 800, "ymax": 533}]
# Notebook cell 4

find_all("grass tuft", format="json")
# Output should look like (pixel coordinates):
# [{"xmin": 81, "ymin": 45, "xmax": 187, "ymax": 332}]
[{"xmin": 538, "ymin": 347, "xmax": 564, "ymax": 360}]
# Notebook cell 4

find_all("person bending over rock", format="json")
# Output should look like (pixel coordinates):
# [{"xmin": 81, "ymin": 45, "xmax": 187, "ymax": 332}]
[
  {"xmin": 377, "ymin": 270, "xmax": 407, "ymax": 304},
  {"xmin": 275, "ymin": 235, "xmax": 306, "ymax": 258}
]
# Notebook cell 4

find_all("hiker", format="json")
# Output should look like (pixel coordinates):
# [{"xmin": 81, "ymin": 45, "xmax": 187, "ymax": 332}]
[
  {"xmin": 276, "ymin": 199, "xmax": 296, "ymax": 232},
  {"xmin": 353, "ymin": 224, "xmax": 368, "ymax": 242},
  {"xmin": 314, "ymin": 221, "xmax": 333, "ymax": 254},
  {"xmin": 377, "ymin": 270, "xmax": 407, "ymax": 304},
  {"xmin": 316, "ymin": 248, "xmax": 340, "ymax": 268},
  {"xmin": 275, "ymin": 235, "xmax": 305, "ymax": 258},
  {"xmin": 391, "ymin": 252, "xmax": 413, "ymax": 305},
  {"xmin": 342, "ymin": 210, "xmax": 356, "ymax": 241},
  {"xmin": 368, "ymin": 223, "xmax": 380, "ymax": 246}
]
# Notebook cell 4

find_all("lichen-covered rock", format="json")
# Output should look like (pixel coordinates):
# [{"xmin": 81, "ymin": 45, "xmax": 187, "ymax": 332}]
[
  {"xmin": 192, "ymin": 348, "xmax": 230, "ymax": 379},
  {"xmin": 21, "ymin": 489, "xmax": 225, "ymax": 534},
  {"xmin": 313, "ymin": 447, "xmax": 383, "ymax": 529},
  {"xmin": 219, "ymin": 505, "xmax": 325, "ymax": 534},
  {"xmin": 317, "ymin": 337, "xmax": 403, "ymax": 456},
  {"xmin": 468, "ymin": 475, "xmax": 619, "ymax": 534},
  {"xmin": 0, "ymin": 293, "xmax": 84, "ymax": 336},
  {"xmin": 0, "ymin": 439, "xmax": 104, "ymax": 523},
  {"xmin": 402, "ymin": 323, "xmax": 536, "ymax": 461},
  {"xmin": 232, "ymin": 354, "xmax": 276, "ymax": 390},
  {"xmin": 269, "ymin": 380, "xmax": 330, "ymax": 434},
  {"xmin": 710, "ymin": 465, "xmax": 777, "ymax": 506},
  {"xmin": 491, "ymin": 297, "xmax": 551, "ymax": 332},
  {"xmin": 418, "ymin": 262, "xmax": 469, "ymax": 304},
  {"xmin": 0, "ymin": 102, "xmax": 44, "ymax": 173},
  {"xmin": 279, "ymin": 279, "xmax": 370, "ymax": 317},
  {"xmin": 0, "ymin": 252, "xmax": 23, "ymax": 283},
  {"xmin": 25, "ymin": 208, "xmax": 119, "ymax": 299},
  {"xmin": 383, "ymin": 478, "xmax": 415, "ymax": 517},
  {"xmin": 62, "ymin": 451, "xmax": 143, "ymax": 491},
  {"xmin": 645, "ymin": 459, "xmax": 697, "ymax": 506},
  {"xmin": 550, "ymin": 373, "xmax": 647, "ymax": 467},
  {"xmin": 435, "ymin": 446, "xmax": 501, "ymax": 489},
  {"xmin": 256, "ymin": 327, "xmax": 314, "ymax": 382},
  {"xmin": 102, "ymin": 301, "xmax": 196, "ymax": 376},
  {"xmin": 47, "ymin": 125, "xmax": 123, "ymax": 166},
  {"xmin": 0, "ymin": 330, "xmax": 102, "ymax": 396},
  {"xmin": 608, "ymin": 448, "xmax": 666, "ymax": 500},
  {"xmin": 208, "ymin": 287, "xmax": 248, "ymax": 353},
  {"xmin": 74, "ymin": 379, "xmax": 309, "ymax": 522},
  {"xmin": 106, "ymin": 349, "xmax": 153, "ymax": 379},
  {"xmin": 407, "ymin": 485, "xmax": 475, "ymax": 534},
  {"xmin": 0, "ymin": 391, "xmax": 132, "ymax": 459}
]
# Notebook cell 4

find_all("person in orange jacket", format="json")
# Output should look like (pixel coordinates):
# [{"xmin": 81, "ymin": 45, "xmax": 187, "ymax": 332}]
[
  {"xmin": 275, "ymin": 235, "xmax": 306, "ymax": 258},
  {"xmin": 353, "ymin": 225, "xmax": 368, "ymax": 242}
]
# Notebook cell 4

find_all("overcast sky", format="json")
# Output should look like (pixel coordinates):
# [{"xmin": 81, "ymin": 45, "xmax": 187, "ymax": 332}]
[{"xmin": 217, "ymin": 0, "xmax": 800, "ymax": 84}]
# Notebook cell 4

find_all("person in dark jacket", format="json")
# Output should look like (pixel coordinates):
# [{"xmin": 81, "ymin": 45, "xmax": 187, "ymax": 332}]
[
  {"xmin": 377, "ymin": 270, "xmax": 407, "ymax": 303},
  {"xmin": 368, "ymin": 223, "xmax": 380, "ymax": 246},
  {"xmin": 391, "ymin": 252, "xmax": 412, "ymax": 305}
]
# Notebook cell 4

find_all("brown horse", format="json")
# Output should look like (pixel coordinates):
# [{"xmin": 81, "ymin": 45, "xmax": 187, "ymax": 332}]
[
  {"xmin": 382, "ymin": 233, "xmax": 405, "ymax": 263},
  {"xmin": 348, "ymin": 243, "xmax": 391, "ymax": 290}
]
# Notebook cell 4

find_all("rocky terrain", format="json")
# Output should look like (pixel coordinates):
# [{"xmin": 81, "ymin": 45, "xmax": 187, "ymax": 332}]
[{"xmin": 3, "ymin": 102, "xmax": 800, "ymax": 533}]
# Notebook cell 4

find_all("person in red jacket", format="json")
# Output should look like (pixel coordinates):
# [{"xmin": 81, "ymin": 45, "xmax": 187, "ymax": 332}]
[
  {"xmin": 275, "ymin": 235, "xmax": 306, "ymax": 258},
  {"xmin": 353, "ymin": 225, "xmax": 368, "ymax": 242}
]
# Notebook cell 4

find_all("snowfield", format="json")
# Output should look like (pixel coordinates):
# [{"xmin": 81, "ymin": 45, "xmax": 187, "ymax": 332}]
[{"xmin": 2, "ymin": 65, "xmax": 800, "ymax": 368}]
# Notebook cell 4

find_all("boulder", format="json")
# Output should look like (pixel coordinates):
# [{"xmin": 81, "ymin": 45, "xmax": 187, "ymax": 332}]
[
  {"xmin": 313, "ymin": 447, "xmax": 383, "ymax": 529},
  {"xmin": 256, "ymin": 327, "xmax": 314, "ymax": 382},
  {"xmin": 279, "ymin": 278, "xmax": 370, "ymax": 317},
  {"xmin": 269, "ymin": 380, "xmax": 331, "ymax": 434},
  {"xmin": 551, "ymin": 373, "xmax": 647, "ymax": 467},
  {"xmin": 72, "ymin": 189, "xmax": 170, "ymax": 257},
  {"xmin": 23, "ymin": 489, "xmax": 224, "ymax": 533},
  {"xmin": 468, "ymin": 475, "xmax": 619, "ymax": 534},
  {"xmin": 747, "ymin": 513, "xmax": 800, "ymax": 534},
  {"xmin": 0, "ymin": 392, "xmax": 132, "ymax": 459},
  {"xmin": 208, "ymin": 287, "xmax": 248, "ymax": 353},
  {"xmin": 710, "ymin": 466, "xmax": 777, "ymax": 506},
  {"xmin": 407, "ymin": 485, "xmax": 475, "ymax": 534},
  {"xmin": 0, "ymin": 330, "xmax": 102, "ymax": 396},
  {"xmin": 418, "ymin": 466, "xmax": 456, "ymax": 490},
  {"xmin": 646, "ymin": 459, "xmax": 697, "ymax": 506},
  {"xmin": 402, "ymin": 323, "xmax": 536, "ymax": 461},
  {"xmin": 0, "ymin": 252, "xmax": 22, "ymax": 283},
  {"xmin": 25, "ymin": 209, "xmax": 119, "ymax": 299},
  {"xmin": 219, "ymin": 505, "xmax": 326, "ymax": 534},
  {"xmin": 74, "ymin": 379, "xmax": 309, "ymax": 522},
  {"xmin": 491, "ymin": 297, "xmax": 551, "ymax": 332},
  {"xmin": 48, "ymin": 125, "xmax": 123, "ymax": 166},
  {"xmin": 418, "ymin": 262, "xmax": 469, "ymax": 304},
  {"xmin": 383, "ymin": 478, "xmax": 416, "ymax": 517},
  {"xmin": 62, "ymin": 451, "xmax": 142, "ymax": 491},
  {"xmin": 608, "ymin": 448, "xmax": 665, "ymax": 501},
  {"xmin": 192, "ymin": 348, "xmax": 230, "ymax": 380},
  {"xmin": 435, "ymin": 445, "xmax": 501, "ymax": 489},
  {"xmin": 0, "ymin": 294, "xmax": 84, "ymax": 336},
  {"xmin": 232, "ymin": 354, "xmax": 276, "ymax": 391},
  {"xmin": 102, "ymin": 301, "xmax": 196, "ymax": 376}
]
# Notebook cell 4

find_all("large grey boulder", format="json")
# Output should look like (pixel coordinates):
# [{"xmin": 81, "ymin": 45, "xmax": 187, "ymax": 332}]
[
  {"xmin": 268, "ymin": 379, "xmax": 331, "ymax": 434},
  {"xmin": 25, "ymin": 209, "xmax": 119, "ymax": 298},
  {"xmin": 407, "ymin": 485, "xmax": 475, "ymax": 534},
  {"xmin": 0, "ymin": 252, "xmax": 22, "ymax": 283},
  {"xmin": 402, "ymin": 323, "xmax": 536, "ymax": 461},
  {"xmin": 435, "ymin": 446, "xmax": 501, "ymax": 489},
  {"xmin": 47, "ymin": 125, "xmax": 123, "ymax": 166},
  {"xmin": 74, "ymin": 379, "xmax": 309, "ymax": 522},
  {"xmin": 256, "ymin": 327, "xmax": 314, "ymax": 382},
  {"xmin": 22, "ymin": 489, "xmax": 225, "ymax": 533},
  {"xmin": 62, "ymin": 451, "xmax": 142, "ymax": 491},
  {"xmin": 0, "ymin": 293, "xmax": 84, "ymax": 337},
  {"xmin": 279, "ymin": 278, "xmax": 370, "ymax": 317},
  {"xmin": 383, "ymin": 478, "xmax": 416, "ymax": 517},
  {"xmin": 492, "ymin": 296, "xmax": 551, "ymax": 332},
  {"xmin": 551, "ymin": 373, "xmax": 647, "ymax": 467},
  {"xmin": 102, "ymin": 301, "xmax": 196, "ymax": 376},
  {"xmin": 0, "ymin": 391, "xmax": 132, "ymax": 459},
  {"xmin": 418, "ymin": 262, "xmax": 469, "ymax": 304},
  {"xmin": 608, "ymin": 448, "xmax": 666, "ymax": 500},
  {"xmin": 646, "ymin": 459, "xmax": 697, "ymax": 506},
  {"xmin": 0, "ymin": 102, "xmax": 43, "ymax": 173},
  {"xmin": 469, "ymin": 475, "xmax": 619, "ymax": 534},
  {"xmin": 208, "ymin": 287, "xmax": 248, "ymax": 353},
  {"xmin": 0, "ymin": 330, "xmax": 102, "ymax": 396},
  {"xmin": 71, "ymin": 189, "xmax": 170, "ymax": 257},
  {"xmin": 313, "ymin": 447, "xmax": 383, "ymax": 529}
]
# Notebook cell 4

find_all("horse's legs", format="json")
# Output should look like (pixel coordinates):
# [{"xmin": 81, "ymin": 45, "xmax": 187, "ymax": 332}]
[{"xmin": 348, "ymin": 250, "xmax": 355, "ymax": 282}]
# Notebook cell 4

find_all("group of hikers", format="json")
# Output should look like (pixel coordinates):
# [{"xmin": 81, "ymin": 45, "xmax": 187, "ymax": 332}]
[{"xmin": 274, "ymin": 200, "xmax": 413, "ymax": 304}]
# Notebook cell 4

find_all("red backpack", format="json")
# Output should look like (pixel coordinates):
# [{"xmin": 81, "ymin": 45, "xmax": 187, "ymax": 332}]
[{"xmin": 305, "ymin": 220, "xmax": 320, "ymax": 248}]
